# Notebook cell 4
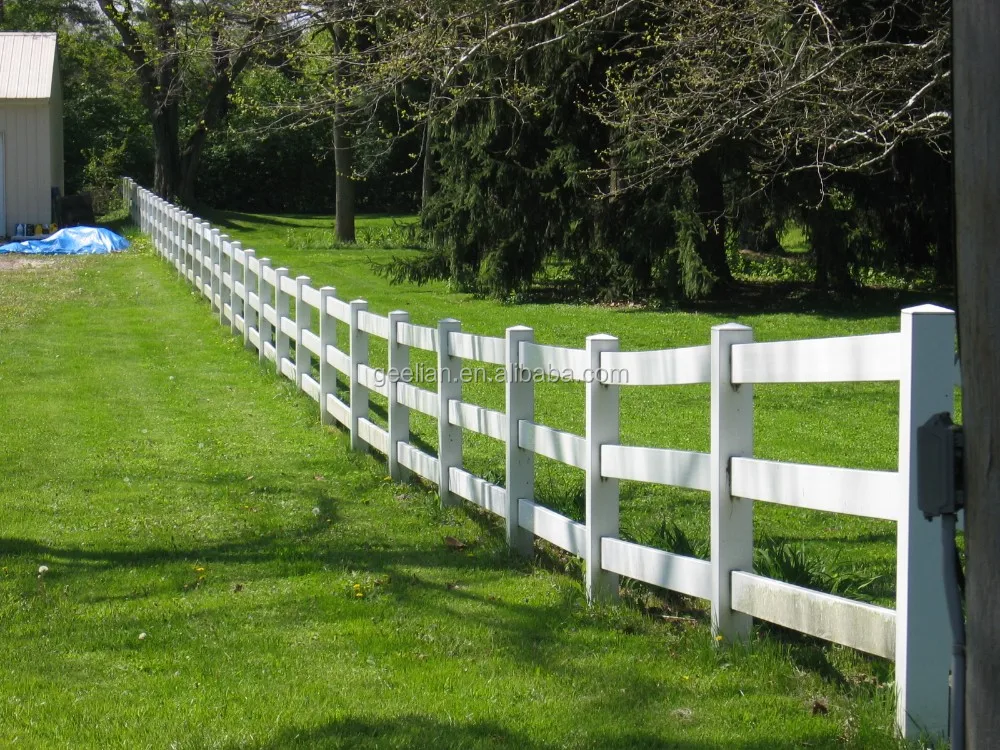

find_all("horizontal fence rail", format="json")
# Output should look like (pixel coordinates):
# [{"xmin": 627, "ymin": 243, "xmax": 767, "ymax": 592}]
[{"xmin": 123, "ymin": 178, "xmax": 959, "ymax": 741}]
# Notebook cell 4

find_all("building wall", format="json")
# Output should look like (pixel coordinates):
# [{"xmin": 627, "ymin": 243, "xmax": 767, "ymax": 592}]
[{"xmin": 0, "ymin": 99, "xmax": 53, "ymax": 236}]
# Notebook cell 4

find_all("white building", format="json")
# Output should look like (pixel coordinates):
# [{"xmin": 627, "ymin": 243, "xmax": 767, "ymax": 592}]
[{"xmin": 0, "ymin": 32, "xmax": 64, "ymax": 237}]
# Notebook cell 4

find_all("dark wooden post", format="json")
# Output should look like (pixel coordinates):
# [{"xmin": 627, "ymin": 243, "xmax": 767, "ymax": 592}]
[{"xmin": 953, "ymin": 0, "xmax": 1000, "ymax": 746}]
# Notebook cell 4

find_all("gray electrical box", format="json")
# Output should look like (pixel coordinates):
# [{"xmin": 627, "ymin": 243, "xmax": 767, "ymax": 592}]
[{"xmin": 917, "ymin": 412, "xmax": 965, "ymax": 519}]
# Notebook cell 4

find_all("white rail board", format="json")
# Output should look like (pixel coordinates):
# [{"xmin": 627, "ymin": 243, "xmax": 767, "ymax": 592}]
[
  {"xmin": 261, "ymin": 265, "xmax": 277, "ymax": 285},
  {"xmin": 247, "ymin": 255, "xmax": 260, "ymax": 274},
  {"xmin": 448, "ymin": 331, "xmax": 505, "ymax": 365},
  {"xmin": 518, "ymin": 421, "xmax": 586, "ymax": 469},
  {"xmin": 449, "ymin": 467, "xmax": 505, "ymax": 516},
  {"xmin": 301, "ymin": 285, "xmax": 322, "ymax": 311},
  {"xmin": 358, "ymin": 418, "xmax": 389, "ymax": 455},
  {"xmin": 280, "ymin": 357, "xmax": 296, "ymax": 382},
  {"xmin": 731, "ymin": 571, "xmax": 896, "ymax": 659},
  {"xmin": 731, "ymin": 332, "xmax": 901, "ymax": 384},
  {"xmin": 357, "ymin": 310, "xmax": 390, "ymax": 339},
  {"xmin": 263, "ymin": 341, "xmax": 276, "ymax": 363},
  {"xmin": 519, "ymin": 341, "xmax": 588, "ymax": 381},
  {"xmin": 601, "ymin": 538, "xmax": 711, "ymax": 600},
  {"xmin": 326, "ymin": 345, "xmax": 350, "ymax": 376},
  {"xmin": 279, "ymin": 274, "xmax": 298, "ymax": 296},
  {"xmin": 222, "ymin": 241, "xmax": 233, "ymax": 258},
  {"xmin": 517, "ymin": 499, "xmax": 586, "ymax": 556},
  {"xmin": 397, "ymin": 321, "xmax": 438, "ymax": 352},
  {"xmin": 223, "ymin": 272, "xmax": 233, "ymax": 290},
  {"xmin": 325, "ymin": 393, "xmax": 350, "ymax": 427},
  {"xmin": 448, "ymin": 400, "xmax": 507, "ymax": 441},
  {"xmin": 223, "ymin": 303, "xmax": 232, "ymax": 321},
  {"xmin": 601, "ymin": 445, "xmax": 711, "ymax": 491},
  {"xmin": 235, "ymin": 315, "xmax": 245, "ymax": 334},
  {"xmin": 280, "ymin": 316, "xmax": 297, "ymax": 340},
  {"xmin": 397, "ymin": 442, "xmax": 441, "ymax": 484},
  {"xmin": 601, "ymin": 345, "xmax": 711, "ymax": 386},
  {"xmin": 301, "ymin": 329, "xmax": 321, "ymax": 357},
  {"xmin": 301, "ymin": 374, "xmax": 320, "ymax": 402},
  {"xmin": 262, "ymin": 304, "xmax": 277, "ymax": 327},
  {"xmin": 327, "ymin": 296, "xmax": 351, "ymax": 324},
  {"xmin": 357, "ymin": 364, "xmax": 389, "ymax": 397},
  {"xmin": 730, "ymin": 457, "xmax": 898, "ymax": 521},
  {"xmin": 397, "ymin": 381, "xmax": 439, "ymax": 418},
  {"xmin": 234, "ymin": 280, "xmax": 245, "ymax": 298},
  {"xmin": 234, "ymin": 247, "xmax": 245, "ymax": 265},
  {"xmin": 247, "ymin": 291, "xmax": 260, "ymax": 312},
  {"xmin": 248, "ymin": 327, "xmax": 260, "ymax": 350}
]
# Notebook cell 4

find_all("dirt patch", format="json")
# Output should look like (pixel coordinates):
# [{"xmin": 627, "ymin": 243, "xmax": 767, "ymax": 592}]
[{"xmin": 0, "ymin": 255, "xmax": 63, "ymax": 272}]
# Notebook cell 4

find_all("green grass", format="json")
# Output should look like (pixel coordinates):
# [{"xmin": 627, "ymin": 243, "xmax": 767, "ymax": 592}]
[{"xmin": 0, "ymin": 224, "xmax": 916, "ymax": 747}]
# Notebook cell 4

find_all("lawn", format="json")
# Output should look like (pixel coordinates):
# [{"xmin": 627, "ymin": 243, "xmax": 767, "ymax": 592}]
[{"xmin": 0, "ymin": 220, "xmax": 918, "ymax": 747}]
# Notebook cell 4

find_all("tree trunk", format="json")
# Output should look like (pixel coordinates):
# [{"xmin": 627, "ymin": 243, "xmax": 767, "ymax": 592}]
[
  {"xmin": 421, "ymin": 89, "xmax": 435, "ymax": 213},
  {"xmin": 179, "ymin": 129, "xmax": 211, "ymax": 207},
  {"xmin": 954, "ymin": 0, "xmax": 1000, "ymax": 746},
  {"xmin": 152, "ymin": 104, "xmax": 182, "ymax": 200},
  {"xmin": 331, "ymin": 16, "xmax": 355, "ymax": 244},
  {"xmin": 692, "ymin": 155, "xmax": 732, "ymax": 286},
  {"xmin": 332, "ymin": 99, "xmax": 355, "ymax": 244}
]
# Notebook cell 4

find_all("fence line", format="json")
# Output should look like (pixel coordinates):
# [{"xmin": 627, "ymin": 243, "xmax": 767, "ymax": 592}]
[{"xmin": 123, "ymin": 178, "xmax": 958, "ymax": 740}]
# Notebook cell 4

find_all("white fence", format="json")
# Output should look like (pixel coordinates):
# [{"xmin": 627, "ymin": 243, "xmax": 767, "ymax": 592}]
[{"xmin": 123, "ymin": 178, "xmax": 960, "ymax": 740}]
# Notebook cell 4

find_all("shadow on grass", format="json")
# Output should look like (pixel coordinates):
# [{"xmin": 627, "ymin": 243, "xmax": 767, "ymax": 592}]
[
  {"xmin": 232, "ymin": 714, "xmax": 849, "ymax": 750},
  {"xmin": 518, "ymin": 278, "xmax": 955, "ymax": 320}
]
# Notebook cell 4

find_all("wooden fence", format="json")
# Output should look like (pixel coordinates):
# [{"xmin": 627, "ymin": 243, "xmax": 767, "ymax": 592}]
[{"xmin": 123, "ymin": 178, "xmax": 960, "ymax": 740}]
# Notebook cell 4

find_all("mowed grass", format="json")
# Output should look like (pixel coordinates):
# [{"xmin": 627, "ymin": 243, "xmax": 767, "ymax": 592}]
[
  {"xmin": 0, "ymin": 232, "xmax": 912, "ymax": 747},
  {"xmin": 203, "ymin": 209, "xmax": 960, "ymax": 607}
]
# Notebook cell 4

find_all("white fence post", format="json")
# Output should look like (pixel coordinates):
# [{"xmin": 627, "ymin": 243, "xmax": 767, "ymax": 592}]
[
  {"xmin": 710, "ymin": 322, "xmax": 754, "ymax": 642},
  {"xmin": 349, "ymin": 300, "xmax": 369, "ymax": 451},
  {"xmin": 585, "ymin": 334, "xmax": 620, "ymax": 603},
  {"xmin": 274, "ymin": 268, "xmax": 291, "ymax": 376},
  {"xmin": 173, "ymin": 208, "xmax": 182, "ymax": 277},
  {"xmin": 505, "ymin": 325, "xmax": 535, "ymax": 556},
  {"xmin": 168, "ymin": 207, "xmax": 177, "ymax": 271},
  {"xmin": 294, "ymin": 275, "xmax": 311, "ymax": 387},
  {"xmin": 319, "ymin": 286, "xmax": 338, "ymax": 425},
  {"xmin": 388, "ymin": 310, "xmax": 411, "ymax": 480},
  {"xmin": 895, "ymin": 304, "xmax": 956, "ymax": 739},
  {"xmin": 210, "ymin": 229, "xmax": 222, "ymax": 313},
  {"xmin": 437, "ymin": 319, "xmax": 463, "ymax": 507},
  {"xmin": 231, "ymin": 241, "xmax": 244, "ymax": 336},
  {"xmin": 219, "ymin": 234, "xmax": 232, "ymax": 327},
  {"xmin": 181, "ymin": 212, "xmax": 191, "ymax": 282},
  {"xmin": 201, "ymin": 223, "xmax": 213, "ymax": 300},
  {"xmin": 242, "ymin": 249, "xmax": 256, "ymax": 349},
  {"xmin": 153, "ymin": 199, "xmax": 161, "ymax": 254},
  {"xmin": 257, "ymin": 258, "xmax": 272, "ymax": 365},
  {"xmin": 193, "ymin": 222, "xmax": 204, "ymax": 294}
]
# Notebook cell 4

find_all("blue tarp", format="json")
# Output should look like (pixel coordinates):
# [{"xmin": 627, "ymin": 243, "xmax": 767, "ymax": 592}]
[{"xmin": 0, "ymin": 227, "xmax": 130, "ymax": 255}]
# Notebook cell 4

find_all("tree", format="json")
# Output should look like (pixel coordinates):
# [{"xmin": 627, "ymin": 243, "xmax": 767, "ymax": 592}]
[
  {"xmin": 953, "ymin": 0, "xmax": 1000, "ymax": 745},
  {"xmin": 96, "ymin": 0, "xmax": 278, "ymax": 203}
]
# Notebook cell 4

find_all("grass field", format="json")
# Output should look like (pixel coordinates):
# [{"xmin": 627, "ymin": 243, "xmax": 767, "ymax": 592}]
[{"xmin": 0, "ymin": 215, "xmax": 944, "ymax": 747}]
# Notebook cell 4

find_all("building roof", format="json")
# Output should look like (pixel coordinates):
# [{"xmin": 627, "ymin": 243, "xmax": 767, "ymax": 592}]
[{"xmin": 0, "ymin": 33, "xmax": 57, "ymax": 100}]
